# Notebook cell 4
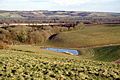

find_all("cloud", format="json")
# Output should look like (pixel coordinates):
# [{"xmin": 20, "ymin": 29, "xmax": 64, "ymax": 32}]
[
  {"xmin": 52, "ymin": 0, "xmax": 90, "ymax": 5},
  {"xmin": 51, "ymin": 0, "xmax": 117, "ymax": 6},
  {"xmin": 0, "ymin": 0, "xmax": 119, "ymax": 12},
  {"xmin": 0, "ymin": 0, "xmax": 117, "ymax": 4}
]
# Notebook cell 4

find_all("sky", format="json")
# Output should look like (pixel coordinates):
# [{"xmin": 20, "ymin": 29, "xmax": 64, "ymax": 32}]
[{"xmin": 0, "ymin": 0, "xmax": 120, "ymax": 12}]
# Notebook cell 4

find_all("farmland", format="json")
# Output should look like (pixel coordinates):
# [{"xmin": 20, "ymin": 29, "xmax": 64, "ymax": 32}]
[
  {"xmin": 0, "ymin": 45, "xmax": 120, "ymax": 80},
  {"xmin": 0, "ymin": 21, "xmax": 120, "ymax": 79},
  {"xmin": 77, "ymin": 45, "xmax": 120, "ymax": 62},
  {"xmin": 0, "ymin": 3, "xmax": 120, "ymax": 80}
]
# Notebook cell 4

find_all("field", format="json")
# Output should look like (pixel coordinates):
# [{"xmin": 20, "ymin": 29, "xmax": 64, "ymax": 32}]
[
  {"xmin": 92, "ymin": 45, "xmax": 120, "ymax": 62},
  {"xmin": 47, "ymin": 25, "xmax": 120, "ymax": 62},
  {"xmin": 0, "ymin": 24, "xmax": 120, "ymax": 80},
  {"xmin": 0, "ymin": 45, "xmax": 120, "ymax": 80},
  {"xmin": 48, "ymin": 25, "xmax": 120, "ymax": 48},
  {"xmin": 78, "ymin": 45, "xmax": 120, "ymax": 62}
]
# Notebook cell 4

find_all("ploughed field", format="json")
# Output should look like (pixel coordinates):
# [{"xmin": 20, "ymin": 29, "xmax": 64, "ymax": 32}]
[{"xmin": 0, "ymin": 45, "xmax": 120, "ymax": 80}]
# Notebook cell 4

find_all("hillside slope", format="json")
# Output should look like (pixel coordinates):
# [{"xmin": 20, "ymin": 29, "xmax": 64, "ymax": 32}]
[
  {"xmin": 93, "ymin": 45, "xmax": 120, "ymax": 62},
  {"xmin": 48, "ymin": 25, "xmax": 120, "ymax": 48},
  {"xmin": 79, "ymin": 45, "xmax": 120, "ymax": 62}
]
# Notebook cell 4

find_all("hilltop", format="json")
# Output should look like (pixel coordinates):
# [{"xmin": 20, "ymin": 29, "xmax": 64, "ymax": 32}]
[
  {"xmin": 0, "ymin": 10, "xmax": 120, "ymax": 18},
  {"xmin": 0, "ymin": 10, "xmax": 120, "ymax": 24}
]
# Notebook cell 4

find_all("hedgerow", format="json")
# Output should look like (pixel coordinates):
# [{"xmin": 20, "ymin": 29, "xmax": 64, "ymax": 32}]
[{"xmin": 0, "ymin": 25, "xmax": 70, "ymax": 44}]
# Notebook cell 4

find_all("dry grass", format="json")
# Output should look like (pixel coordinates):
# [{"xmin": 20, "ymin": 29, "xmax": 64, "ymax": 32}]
[{"xmin": 48, "ymin": 25, "xmax": 120, "ymax": 48}]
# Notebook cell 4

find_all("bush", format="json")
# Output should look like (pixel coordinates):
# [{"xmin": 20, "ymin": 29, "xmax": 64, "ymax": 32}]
[
  {"xmin": 0, "ymin": 25, "xmax": 74, "ymax": 45},
  {"xmin": 74, "ymin": 22, "xmax": 85, "ymax": 29},
  {"xmin": 28, "ymin": 31, "xmax": 44, "ymax": 44},
  {"xmin": 0, "ymin": 28, "xmax": 10, "ymax": 41},
  {"xmin": 0, "ymin": 41, "xmax": 8, "ymax": 49},
  {"xmin": 9, "ymin": 26, "xmax": 31, "ymax": 43}
]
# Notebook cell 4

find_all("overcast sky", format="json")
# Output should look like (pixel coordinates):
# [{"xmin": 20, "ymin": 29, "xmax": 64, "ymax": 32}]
[{"xmin": 0, "ymin": 0, "xmax": 120, "ymax": 12}]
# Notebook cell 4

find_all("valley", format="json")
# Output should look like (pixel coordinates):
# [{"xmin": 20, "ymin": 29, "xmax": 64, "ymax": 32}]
[{"xmin": 0, "ymin": 10, "xmax": 120, "ymax": 80}]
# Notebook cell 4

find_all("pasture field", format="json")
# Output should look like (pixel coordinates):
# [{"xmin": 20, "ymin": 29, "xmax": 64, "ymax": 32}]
[
  {"xmin": 0, "ymin": 45, "xmax": 120, "ymax": 80},
  {"xmin": 78, "ymin": 45, "xmax": 120, "ymax": 62},
  {"xmin": 48, "ymin": 25, "xmax": 120, "ymax": 48},
  {"xmin": 92, "ymin": 45, "xmax": 120, "ymax": 62}
]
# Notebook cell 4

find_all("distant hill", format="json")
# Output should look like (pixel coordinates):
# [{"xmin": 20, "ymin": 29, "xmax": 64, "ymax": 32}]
[
  {"xmin": 0, "ymin": 10, "xmax": 120, "ymax": 24},
  {"xmin": 0, "ymin": 10, "xmax": 120, "ymax": 19}
]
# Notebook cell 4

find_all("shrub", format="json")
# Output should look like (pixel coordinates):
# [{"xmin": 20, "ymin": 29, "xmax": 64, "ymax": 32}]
[
  {"xmin": 9, "ymin": 26, "xmax": 31, "ymax": 43},
  {"xmin": 0, "ymin": 28, "xmax": 10, "ymax": 41},
  {"xmin": 0, "ymin": 41, "xmax": 8, "ymax": 49},
  {"xmin": 0, "ymin": 25, "xmax": 75, "ymax": 44},
  {"xmin": 28, "ymin": 31, "xmax": 44, "ymax": 44},
  {"xmin": 74, "ymin": 22, "xmax": 85, "ymax": 29}
]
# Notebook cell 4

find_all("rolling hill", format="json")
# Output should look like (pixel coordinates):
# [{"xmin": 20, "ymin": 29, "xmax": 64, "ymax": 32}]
[
  {"xmin": 0, "ymin": 10, "xmax": 120, "ymax": 18},
  {"xmin": 0, "ymin": 10, "xmax": 120, "ymax": 24},
  {"xmin": 47, "ymin": 25, "xmax": 120, "ymax": 48}
]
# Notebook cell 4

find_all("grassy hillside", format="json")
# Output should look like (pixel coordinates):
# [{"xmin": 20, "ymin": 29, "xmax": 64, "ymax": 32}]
[
  {"xmin": 79, "ymin": 45, "xmax": 120, "ymax": 62},
  {"xmin": 48, "ymin": 25, "xmax": 120, "ymax": 48},
  {"xmin": 0, "ymin": 45, "xmax": 120, "ymax": 79},
  {"xmin": 47, "ymin": 25, "xmax": 120, "ymax": 62},
  {"xmin": 93, "ymin": 45, "xmax": 120, "ymax": 62}
]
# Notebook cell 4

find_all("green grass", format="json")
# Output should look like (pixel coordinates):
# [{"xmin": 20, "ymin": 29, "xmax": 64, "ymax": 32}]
[
  {"xmin": 77, "ymin": 45, "xmax": 120, "ymax": 62},
  {"xmin": 47, "ymin": 25, "xmax": 120, "ymax": 48},
  {"xmin": 47, "ymin": 25, "xmax": 120, "ymax": 62},
  {"xmin": 0, "ymin": 45, "xmax": 120, "ymax": 80},
  {"xmin": 92, "ymin": 45, "xmax": 120, "ymax": 62}
]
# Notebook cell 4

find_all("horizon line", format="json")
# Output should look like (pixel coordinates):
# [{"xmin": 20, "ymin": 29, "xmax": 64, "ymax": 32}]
[{"xmin": 0, "ymin": 9, "xmax": 119, "ymax": 13}]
